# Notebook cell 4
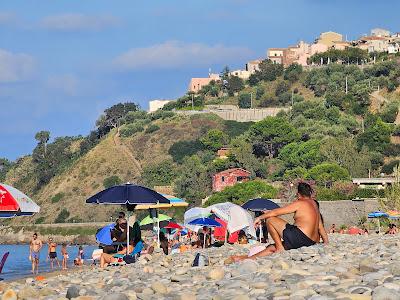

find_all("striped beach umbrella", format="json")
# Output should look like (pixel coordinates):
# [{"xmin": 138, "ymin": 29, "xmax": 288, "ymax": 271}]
[{"xmin": 0, "ymin": 183, "xmax": 40, "ymax": 218}]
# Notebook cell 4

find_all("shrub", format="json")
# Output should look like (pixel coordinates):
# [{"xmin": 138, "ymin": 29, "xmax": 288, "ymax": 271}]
[
  {"xmin": 55, "ymin": 209, "xmax": 70, "ymax": 223},
  {"xmin": 352, "ymin": 188, "xmax": 384, "ymax": 199},
  {"xmin": 103, "ymin": 175, "xmax": 122, "ymax": 189},
  {"xmin": 224, "ymin": 121, "xmax": 253, "ymax": 138},
  {"xmin": 383, "ymin": 144, "xmax": 400, "ymax": 157},
  {"xmin": 275, "ymin": 81, "xmax": 290, "ymax": 96},
  {"xmin": 141, "ymin": 160, "xmax": 177, "ymax": 187},
  {"xmin": 119, "ymin": 123, "xmax": 144, "ymax": 137},
  {"xmin": 150, "ymin": 110, "xmax": 175, "ymax": 120},
  {"xmin": 205, "ymin": 180, "xmax": 278, "ymax": 206},
  {"xmin": 238, "ymin": 93, "xmax": 252, "ymax": 108},
  {"xmin": 256, "ymin": 86, "xmax": 265, "ymax": 100},
  {"xmin": 51, "ymin": 192, "xmax": 65, "ymax": 203},
  {"xmin": 35, "ymin": 217, "xmax": 45, "ymax": 224},
  {"xmin": 382, "ymin": 160, "xmax": 400, "ymax": 175},
  {"xmin": 306, "ymin": 163, "xmax": 350, "ymax": 185},
  {"xmin": 168, "ymin": 140, "xmax": 205, "ymax": 163},
  {"xmin": 145, "ymin": 124, "xmax": 160, "ymax": 134},
  {"xmin": 315, "ymin": 187, "xmax": 350, "ymax": 201}
]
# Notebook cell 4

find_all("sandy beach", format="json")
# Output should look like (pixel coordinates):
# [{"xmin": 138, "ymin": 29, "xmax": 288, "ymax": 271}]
[{"xmin": 1, "ymin": 234, "xmax": 399, "ymax": 300}]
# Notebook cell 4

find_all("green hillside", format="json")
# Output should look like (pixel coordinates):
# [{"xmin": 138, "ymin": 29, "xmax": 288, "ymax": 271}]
[{"xmin": 2, "ymin": 55, "xmax": 400, "ymax": 224}]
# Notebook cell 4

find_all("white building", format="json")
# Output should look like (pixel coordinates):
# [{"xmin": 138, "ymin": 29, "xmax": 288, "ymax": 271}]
[
  {"xmin": 229, "ymin": 69, "xmax": 251, "ymax": 80},
  {"xmin": 149, "ymin": 100, "xmax": 174, "ymax": 112}
]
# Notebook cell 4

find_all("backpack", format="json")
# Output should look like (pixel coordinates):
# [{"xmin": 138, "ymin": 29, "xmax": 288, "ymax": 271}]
[{"xmin": 192, "ymin": 253, "xmax": 209, "ymax": 267}]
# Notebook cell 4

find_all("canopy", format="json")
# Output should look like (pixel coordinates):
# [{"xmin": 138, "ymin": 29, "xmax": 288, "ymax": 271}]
[
  {"xmin": 135, "ymin": 194, "xmax": 188, "ymax": 210},
  {"xmin": 188, "ymin": 217, "xmax": 222, "ymax": 227},
  {"xmin": 140, "ymin": 214, "xmax": 171, "ymax": 226},
  {"xmin": 86, "ymin": 183, "xmax": 170, "ymax": 206},
  {"xmin": 242, "ymin": 198, "xmax": 280, "ymax": 212},
  {"xmin": 163, "ymin": 221, "xmax": 182, "ymax": 230},
  {"xmin": 96, "ymin": 223, "xmax": 115, "ymax": 245},
  {"xmin": 209, "ymin": 202, "xmax": 256, "ymax": 238},
  {"xmin": 0, "ymin": 183, "xmax": 40, "ymax": 217},
  {"xmin": 184, "ymin": 207, "xmax": 211, "ymax": 232},
  {"xmin": 368, "ymin": 211, "xmax": 389, "ymax": 218}
]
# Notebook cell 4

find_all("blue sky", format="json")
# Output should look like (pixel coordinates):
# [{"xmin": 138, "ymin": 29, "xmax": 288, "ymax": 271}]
[{"xmin": 1, "ymin": 0, "xmax": 400, "ymax": 160}]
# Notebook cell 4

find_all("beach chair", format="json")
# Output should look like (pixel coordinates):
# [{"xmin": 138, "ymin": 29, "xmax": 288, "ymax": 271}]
[
  {"xmin": 110, "ymin": 241, "xmax": 144, "ymax": 266},
  {"xmin": 0, "ymin": 252, "xmax": 10, "ymax": 281}
]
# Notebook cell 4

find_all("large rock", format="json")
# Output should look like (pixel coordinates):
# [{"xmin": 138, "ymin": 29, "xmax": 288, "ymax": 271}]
[
  {"xmin": 151, "ymin": 282, "xmax": 167, "ymax": 294},
  {"xmin": 1, "ymin": 290, "xmax": 17, "ymax": 300},
  {"xmin": 372, "ymin": 286, "xmax": 398, "ymax": 300},
  {"xmin": 208, "ymin": 268, "xmax": 225, "ymax": 280},
  {"xmin": 100, "ymin": 293, "xmax": 129, "ymax": 300},
  {"xmin": 66, "ymin": 286, "xmax": 80, "ymax": 299},
  {"xmin": 17, "ymin": 287, "xmax": 40, "ymax": 299}
]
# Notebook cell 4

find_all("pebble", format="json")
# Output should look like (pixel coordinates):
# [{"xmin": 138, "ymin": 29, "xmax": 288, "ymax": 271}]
[{"xmin": 207, "ymin": 268, "xmax": 224, "ymax": 280}]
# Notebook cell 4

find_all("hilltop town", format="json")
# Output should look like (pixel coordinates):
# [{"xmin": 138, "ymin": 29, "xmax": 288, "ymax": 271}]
[{"xmin": 150, "ymin": 27, "xmax": 400, "ymax": 114}]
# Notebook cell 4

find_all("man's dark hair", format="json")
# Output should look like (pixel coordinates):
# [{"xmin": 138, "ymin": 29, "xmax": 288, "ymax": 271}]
[
  {"xmin": 33, "ymin": 232, "xmax": 37, "ymax": 236},
  {"xmin": 298, "ymin": 182, "xmax": 312, "ymax": 197},
  {"xmin": 119, "ymin": 212, "xmax": 125, "ymax": 218}
]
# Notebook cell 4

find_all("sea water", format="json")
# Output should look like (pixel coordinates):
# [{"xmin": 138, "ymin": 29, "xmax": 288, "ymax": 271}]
[{"xmin": 0, "ymin": 244, "xmax": 97, "ymax": 280}]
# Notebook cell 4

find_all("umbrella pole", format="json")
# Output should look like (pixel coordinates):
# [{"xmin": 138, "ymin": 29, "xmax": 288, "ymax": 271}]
[
  {"xmin": 127, "ymin": 210, "xmax": 130, "ymax": 255},
  {"xmin": 378, "ymin": 218, "xmax": 381, "ymax": 234},
  {"xmin": 259, "ymin": 224, "xmax": 262, "ymax": 243},
  {"xmin": 157, "ymin": 215, "xmax": 160, "ymax": 247}
]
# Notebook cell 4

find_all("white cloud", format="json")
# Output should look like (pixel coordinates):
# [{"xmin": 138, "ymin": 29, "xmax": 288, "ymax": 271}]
[
  {"xmin": 0, "ymin": 49, "xmax": 36, "ymax": 83},
  {"xmin": 40, "ymin": 13, "xmax": 120, "ymax": 31},
  {"xmin": 112, "ymin": 41, "xmax": 254, "ymax": 71},
  {"xmin": 45, "ymin": 74, "xmax": 79, "ymax": 95}
]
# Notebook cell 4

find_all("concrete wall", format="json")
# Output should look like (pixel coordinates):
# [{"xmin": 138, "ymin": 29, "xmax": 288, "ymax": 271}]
[
  {"xmin": 176, "ymin": 107, "xmax": 289, "ymax": 122},
  {"xmin": 280, "ymin": 199, "xmax": 380, "ymax": 227}
]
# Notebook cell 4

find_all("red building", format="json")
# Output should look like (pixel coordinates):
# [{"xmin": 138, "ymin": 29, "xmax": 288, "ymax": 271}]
[{"xmin": 212, "ymin": 168, "xmax": 251, "ymax": 192}]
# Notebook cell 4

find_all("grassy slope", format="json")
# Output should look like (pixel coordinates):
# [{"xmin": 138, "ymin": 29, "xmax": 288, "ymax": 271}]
[{"xmin": 4, "ymin": 114, "xmax": 225, "ymax": 224}]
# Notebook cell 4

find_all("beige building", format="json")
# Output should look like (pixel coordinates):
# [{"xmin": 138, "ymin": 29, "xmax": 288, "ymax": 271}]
[
  {"xmin": 357, "ymin": 36, "xmax": 389, "ymax": 53},
  {"xmin": 316, "ymin": 31, "xmax": 343, "ymax": 47},
  {"xmin": 332, "ymin": 41, "xmax": 352, "ymax": 50},
  {"xmin": 149, "ymin": 100, "xmax": 174, "ymax": 112},
  {"xmin": 246, "ymin": 59, "xmax": 262, "ymax": 73},
  {"xmin": 371, "ymin": 28, "xmax": 390, "ymax": 37},
  {"xmin": 229, "ymin": 69, "xmax": 251, "ymax": 80},
  {"xmin": 268, "ymin": 48, "xmax": 286, "ymax": 64}
]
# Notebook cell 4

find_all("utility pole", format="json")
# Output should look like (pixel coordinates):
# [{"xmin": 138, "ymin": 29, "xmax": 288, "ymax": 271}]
[
  {"xmin": 191, "ymin": 93, "xmax": 194, "ymax": 110},
  {"xmin": 345, "ymin": 76, "xmax": 348, "ymax": 94}
]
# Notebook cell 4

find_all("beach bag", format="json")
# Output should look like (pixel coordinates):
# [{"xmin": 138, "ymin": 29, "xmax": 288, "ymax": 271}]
[
  {"xmin": 123, "ymin": 253, "xmax": 139, "ymax": 264},
  {"xmin": 192, "ymin": 253, "xmax": 209, "ymax": 267}
]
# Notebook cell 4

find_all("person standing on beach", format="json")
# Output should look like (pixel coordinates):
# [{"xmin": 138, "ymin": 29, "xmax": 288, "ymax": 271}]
[
  {"xmin": 29, "ymin": 233, "xmax": 43, "ymax": 274},
  {"xmin": 61, "ymin": 243, "xmax": 69, "ymax": 270},
  {"xmin": 47, "ymin": 237, "xmax": 60, "ymax": 269}
]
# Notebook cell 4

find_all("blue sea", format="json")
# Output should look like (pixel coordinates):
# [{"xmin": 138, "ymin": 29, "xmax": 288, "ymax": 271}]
[{"xmin": 0, "ymin": 244, "xmax": 97, "ymax": 281}]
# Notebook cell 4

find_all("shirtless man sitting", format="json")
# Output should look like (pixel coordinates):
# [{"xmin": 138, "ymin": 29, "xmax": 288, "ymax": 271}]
[
  {"xmin": 231, "ymin": 182, "xmax": 328, "ymax": 261},
  {"xmin": 29, "ymin": 233, "xmax": 43, "ymax": 274}
]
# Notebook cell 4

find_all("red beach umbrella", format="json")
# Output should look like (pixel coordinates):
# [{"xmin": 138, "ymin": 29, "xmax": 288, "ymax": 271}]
[
  {"xmin": 0, "ymin": 183, "xmax": 40, "ymax": 217},
  {"xmin": 163, "ymin": 222, "xmax": 183, "ymax": 230}
]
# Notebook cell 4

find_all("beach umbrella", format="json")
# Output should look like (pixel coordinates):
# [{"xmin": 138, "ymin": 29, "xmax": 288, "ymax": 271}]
[
  {"xmin": 188, "ymin": 217, "xmax": 222, "ymax": 248},
  {"xmin": 209, "ymin": 202, "xmax": 256, "ymax": 239},
  {"xmin": 96, "ymin": 224, "xmax": 115, "ymax": 246},
  {"xmin": 86, "ymin": 183, "xmax": 170, "ymax": 254},
  {"xmin": 184, "ymin": 207, "xmax": 211, "ymax": 232},
  {"xmin": 135, "ymin": 194, "xmax": 189, "ymax": 210},
  {"xmin": 163, "ymin": 221, "xmax": 182, "ymax": 230},
  {"xmin": 242, "ymin": 198, "xmax": 280, "ymax": 212},
  {"xmin": 140, "ymin": 214, "xmax": 171, "ymax": 226},
  {"xmin": 0, "ymin": 183, "xmax": 40, "ymax": 217}
]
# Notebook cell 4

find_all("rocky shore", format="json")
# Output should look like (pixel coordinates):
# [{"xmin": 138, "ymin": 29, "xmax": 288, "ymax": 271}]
[{"xmin": 2, "ymin": 234, "xmax": 400, "ymax": 300}]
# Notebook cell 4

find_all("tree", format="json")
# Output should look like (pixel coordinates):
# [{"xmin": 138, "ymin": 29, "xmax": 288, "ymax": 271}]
[
  {"xmin": 278, "ymin": 139, "xmax": 322, "ymax": 169},
  {"xmin": 275, "ymin": 81, "xmax": 290, "ymax": 96},
  {"xmin": 168, "ymin": 140, "xmax": 205, "ymax": 163},
  {"xmin": 227, "ymin": 76, "xmax": 244, "ymax": 96},
  {"xmin": 256, "ymin": 59, "xmax": 284, "ymax": 82},
  {"xmin": 284, "ymin": 63, "xmax": 303, "ymax": 83},
  {"xmin": 249, "ymin": 117, "xmax": 300, "ymax": 158},
  {"xmin": 96, "ymin": 102, "xmax": 139, "ymax": 136},
  {"xmin": 200, "ymin": 129, "xmax": 229, "ymax": 151},
  {"xmin": 34, "ymin": 131, "xmax": 50, "ymax": 157},
  {"xmin": 205, "ymin": 180, "xmax": 277, "ymax": 206},
  {"xmin": 306, "ymin": 163, "xmax": 350, "ymax": 186},
  {"xmin": 0, "ymin": 158, "xmax": 13, "ymax": 182},
  {"xmin": 103, "ymin": 175, "xmax": 122, "ymax": 189},
  {"xmin": 255, "ymin": 86, "xmax": 265, "ymax": 100},
  {"xmin": 174, "ymin": 156, "xmax": 211, "ymax": 204},
  {"xmin": 141, "ymin": 160, "xmax": 177, "ymax": 187},
  {"xmin": 320, "ymin": 137, "xmax": 372, "ymax": 177},
  {"xmin": 238, "ymin": 93, "xmax": 251, "ymax": 108},
  {"xmin": 357, "ymin": 118, "xmax": 392, "ymax": 153}
]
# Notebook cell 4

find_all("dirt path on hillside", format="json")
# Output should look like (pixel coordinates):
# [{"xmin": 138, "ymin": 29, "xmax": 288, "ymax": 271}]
[{"xmin": 113, "ymin": 129, "xmax": 143, "ymax": 173}]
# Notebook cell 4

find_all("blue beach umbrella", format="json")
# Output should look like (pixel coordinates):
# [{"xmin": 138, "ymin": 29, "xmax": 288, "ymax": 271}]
[
  {"xmin": 96, "ymin": 224, "xmax": 115, "ymax": 246},
  {"xmin": 86, "ymin": 183, "xmax": 170, "ymax": 207},
  {"xmin": 242, "ymin": 198, "xmax": 280, "ymax": 212},
  {"xmin": 368, "ymin": 211, "xmax": 389, "ymax": 218},
  {"xmin": 188, "ymin": 217, "xmax": 222, "ymax": 227}
]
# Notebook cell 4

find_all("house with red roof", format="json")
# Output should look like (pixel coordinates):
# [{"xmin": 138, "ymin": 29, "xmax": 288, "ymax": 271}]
[{"xmin": 212, "ymin": 168, "xmax": 251, "ymax": 192}]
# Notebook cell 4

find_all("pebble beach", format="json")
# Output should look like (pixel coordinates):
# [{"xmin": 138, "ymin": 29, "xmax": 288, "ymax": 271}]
[{"xmin": 2, "ymin": 234, "xmax": 400, "ymax": 300}]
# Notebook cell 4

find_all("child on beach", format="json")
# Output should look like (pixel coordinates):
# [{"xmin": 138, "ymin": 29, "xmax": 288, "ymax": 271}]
[
  {"xmin": 74, "ymin": 246, "xmax": 84, "ymax": 266},
  {"xmin": 61, "ymin": 243, "xmax": 69, "ymax": 270}
]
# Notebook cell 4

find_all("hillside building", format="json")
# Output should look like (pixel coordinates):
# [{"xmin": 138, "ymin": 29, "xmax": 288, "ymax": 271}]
[
  {"xmin": 316, "ymin": 31, "xmax": 343, "ymax": 47},
  {"xmin": 371, "ymin": 28, "xmax": 391, "ymax": 37},
  {"xmin": 149, "ymin": 99, "xmax": 174, "ymax": 112},
  {"xmin": 246, "ymin": 59, "xmax": 263, "ymax": 73},
  {"xmin": 212, "ymin": 168, "xmax": 251, "ymax": 192},
  {"xmin": 229, "ymin": 69, "xmax": 251, "ymax": 80}
]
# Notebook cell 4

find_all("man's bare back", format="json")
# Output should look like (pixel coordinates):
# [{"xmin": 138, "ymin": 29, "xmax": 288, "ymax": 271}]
[
  {"xmin": 292, "ymin": 198, "xmax": 321, "ymax": 243},
  {"xmin": 30, "ymin": 238, "xmax": 42, "ymax": 252}
]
